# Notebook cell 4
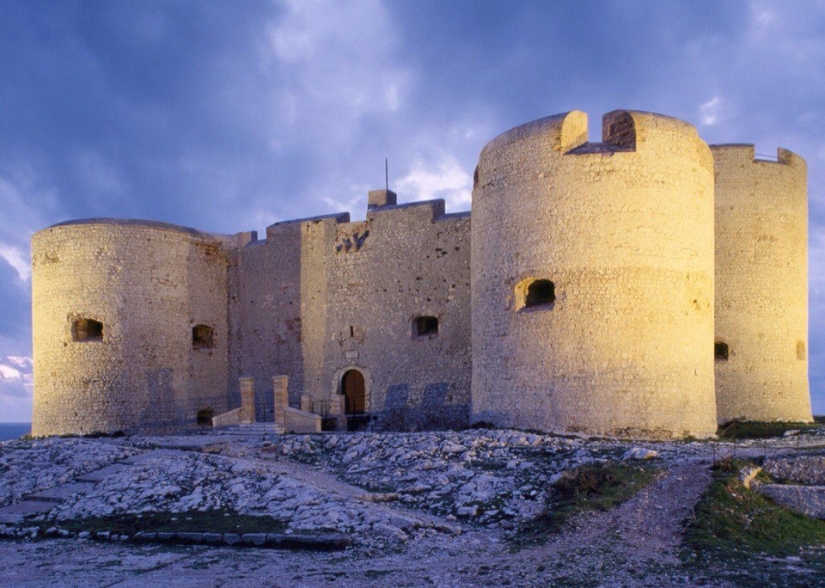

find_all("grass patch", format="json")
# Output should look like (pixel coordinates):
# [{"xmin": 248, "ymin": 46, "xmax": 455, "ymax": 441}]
[
  {"xmin": 685, "ymin": 459, "xmax": 825, "ymax": 556},
  {"xmin": 514, "ymin": 461, "xmax": 657, "ymax": 546},
  {"xmin": 46, "ymin": 509, "xmax": 287, "ymax": 536},
  {"xmin": 683, "ymin": 459, "xmax": 825, "ymax": 585},
  {"xmin": 717, "ymin": 420, "xmax": 819, "ymax": 440}
]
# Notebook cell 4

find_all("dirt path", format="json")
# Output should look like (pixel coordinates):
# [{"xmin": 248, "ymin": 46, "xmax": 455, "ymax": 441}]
[
  {"xmin": 556, "ymin": 462, "xmax": 713, "ymax": 564},
  {"xmin": 446, "ymin": 460, "xmax": 722, "ymax": 587}
]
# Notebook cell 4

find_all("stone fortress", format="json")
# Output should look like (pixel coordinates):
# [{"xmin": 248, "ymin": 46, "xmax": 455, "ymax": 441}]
[{"xmin": 30, "ymin": 109, "xmax": 812, "ymax": 439}]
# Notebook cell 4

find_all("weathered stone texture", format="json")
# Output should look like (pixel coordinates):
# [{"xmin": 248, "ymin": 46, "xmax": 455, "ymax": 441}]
[
  {"xmin": 757, "ymin": 484, "xmax": 825, "ymax": 519},
  {"xmin": 30, "ymin": 109, "xmax": 812, "ymax": 439},
  {"xmin": 713, "ymin": 145, "xmax": 811, "ymax": 423},
  {"xmin": 471, "ymin": 110, "xmax": 718, "ymax": 438},
  {"xmin": 229, "ymin": 203, "xmax": 471, "ymax": 430},
  {"xmin": 32, "ymin": 221, "xmax": 231, "ymax": 436}
]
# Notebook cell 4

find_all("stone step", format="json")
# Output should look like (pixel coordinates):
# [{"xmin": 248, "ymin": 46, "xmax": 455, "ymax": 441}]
[{"xmin": 216, "ymin": 423, "xmax": 284, "ymax": 436}]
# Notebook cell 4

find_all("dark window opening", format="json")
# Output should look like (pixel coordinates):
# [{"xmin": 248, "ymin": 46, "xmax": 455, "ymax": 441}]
[
  {"xmin": 525, "ymin": 280, "xmax": 556, "ymax": 308},
  {"xmin": 196, "ymin": 408, "xmax": 214, "ymax": 426},
  {"xmin": 715, "ymin": 341, "xmax": 729, "ymax": 361},
  {"xmin": 72, "ymin": 318, "xmax": 103, "ymax": 342},
  {"xmin": 414, "ymin": 316, "xmax": 439, "ymax": 337},
  {"xmin": 192, "ymin": 325, "xmax": 215, "ymax": 349}
]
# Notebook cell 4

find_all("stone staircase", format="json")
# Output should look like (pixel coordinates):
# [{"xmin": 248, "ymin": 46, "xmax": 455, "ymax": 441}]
[{"xmin": 215, "ymin": 423, "xmax": 284, "ymax": 437}]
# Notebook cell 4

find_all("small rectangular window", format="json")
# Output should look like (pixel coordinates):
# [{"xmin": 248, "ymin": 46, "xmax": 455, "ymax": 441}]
[
  {"xmin": 715, "ymin": 341, "xmax": 729, "ymax": 361},
  {"xmin": 72, "ymin": 318, "xmax": 103, "ymax": 342},
  {"xmin": 193, "ymin": 325, "xmax": 215, "ymax": 349},
  {"xmin": 414, "ymin": 316, "xmax": 438, "ymax": 337},
  {"xmin": 515, "ymin": 278, "xmax": 556, "ymax": 311}
]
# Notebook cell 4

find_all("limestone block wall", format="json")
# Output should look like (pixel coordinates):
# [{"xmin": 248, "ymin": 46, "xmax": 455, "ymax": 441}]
[
  {"xmin": 227, "ymin": 217, "xmax": 317, "ymax": 417},
  {"xmin": 713, "ymin": 145, "xmax": 812, "ymax": 423},
  {"xmin": 471, "ymin": 110, "xmax": 718, "ymax": 438},
  {"xmin": 230, "ymin": 202, "xmax": 472, "ymax": 430},
  {"xmin": 310, "ymin": 201, "xmax": 472, "ymax": 430},
  {"xmin": 31, "ymin": 220, "xmax": 230, "ymax": 436}
]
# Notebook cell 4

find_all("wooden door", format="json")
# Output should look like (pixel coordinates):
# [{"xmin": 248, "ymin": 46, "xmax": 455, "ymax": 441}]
[{"xmin": 342, "ymin": 370, "xmax": 365, "ymax": 414}]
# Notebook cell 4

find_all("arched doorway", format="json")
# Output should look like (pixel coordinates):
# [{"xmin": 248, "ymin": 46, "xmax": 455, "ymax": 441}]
[
  {"xmin": 342, "ymin": 369, "xmax": 366, "ymax": 415},
  {"xmin": 196, "ymin": 407, "xmax": 214, "ymax": 426}
]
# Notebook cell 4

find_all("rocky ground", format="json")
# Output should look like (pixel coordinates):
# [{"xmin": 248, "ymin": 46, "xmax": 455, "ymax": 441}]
[{"xmin": 1, "ymin": 426, "xmax": 825, "ymax": 587}]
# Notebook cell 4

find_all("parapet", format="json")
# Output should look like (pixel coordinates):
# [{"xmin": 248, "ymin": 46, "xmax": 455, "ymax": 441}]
[
  {"xmin": 480, "ymin": 111, "xmax": 588, "ymax": 157},
  {"xmin": 265, "ymin": 212, "xmax": 351, "ymax": 240},
  {"xmin": 711, "ymin": 144, "xmax": 807, "ymax": 169},
  {"xmin": 37, "ymin": 218, "xmax": 249, "ymax": 249},
  {"xmin": 479, "ymin": 109, "xmax": 709, "ymax": 161},
  {"xmin": 711, "ymin": 144, "xmax": 807, "ymax": 209},
  {"xmin": 45, "ymin": 218, "xmax": 218, "ymax": 240}
]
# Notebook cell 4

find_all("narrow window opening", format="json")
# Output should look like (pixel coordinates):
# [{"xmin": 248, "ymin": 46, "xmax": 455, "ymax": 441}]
[
  {"xmin": 72, "ymin": 318, "xmax": 103, "ymax": 342},
  {"xmin": 192, "ymin": 325, "xmax": 215, "ymax": 349},
  {"xmin": 515, "ymin": 278, "xmax": 557, "ymax": 311},
  {"xmin": 349, "ymin": 325, "xmax": 355, "ymax": 338},
  {"xmin": 525, "ymin": 279, "xmax": 556, "ymax": 308},
  {"xmin": 797, "ymin": 341, "xmax": 806, "ymax": 360},
  {"xmin": 414, "ymin": 316, "xmax": 439, "ymax": 337},
  {"xmin": 715, "ymin": 341, "xmax": 729, "ymax": 361},
  {"xmin": 196, "ymin": 408, "xmax": 214, "ymax": 426}
]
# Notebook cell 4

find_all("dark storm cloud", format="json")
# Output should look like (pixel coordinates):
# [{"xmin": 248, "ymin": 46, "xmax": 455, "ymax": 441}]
[{"xmin": 0, "ymin": 0, "xmax": 289, "ymax": 228}]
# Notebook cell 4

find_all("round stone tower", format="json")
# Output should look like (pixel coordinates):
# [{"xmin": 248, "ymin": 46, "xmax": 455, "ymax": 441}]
[
  {"xmin": 31, "ymin": 219, "xmax": 230, "ymax": 436},
  {"xmin": 713, "ymin": 145, "xmax": 812, "ymax": 423},
  {"xmin": 470, "ymin": 110, "xmax": 718, "ymax": 438}
]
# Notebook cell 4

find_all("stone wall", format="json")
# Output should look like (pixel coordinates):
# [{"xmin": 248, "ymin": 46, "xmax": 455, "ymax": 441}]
[
  {"xmin": 315, "ymin": 200, "xmax": 471, "ymax": 430},
  {"xmin": 470, "ymin": 110, "xmax": 718, "ymax": 438},
  {"xmin": 31, "ymin": 220, "xmax": 231, "ymax": 436},
  {"xmin": 230, "ymin": 201, "xmax": 471, "ymax": 431},
  {"xmin": 713, "ymin": 145, "xmax": 812, "ymax": 423},
  {"xmin": 30, "ymin": 108, "xmax": 812, "ymax": 439},
  {"xmin": 227, "ymin": 217, "xmax": 318, "ymax": 419}
]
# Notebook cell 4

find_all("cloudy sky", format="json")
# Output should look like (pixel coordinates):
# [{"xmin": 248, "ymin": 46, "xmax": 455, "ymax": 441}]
[{"xmin": 1, "ymin": 0, "xmax": 824, "ymax": 421}]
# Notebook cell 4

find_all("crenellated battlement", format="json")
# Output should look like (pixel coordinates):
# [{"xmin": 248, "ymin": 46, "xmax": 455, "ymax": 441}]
[
  {"xmin": 712, "ymin": 144, "xmax": 807, "ymax": 210},
  {"xmin": 30, "ymin": 107, "xmax": 811, "ymax": 439},
  {"xmin": 711, "ymin": 143, "xmax": 806, "ymax": 168}
]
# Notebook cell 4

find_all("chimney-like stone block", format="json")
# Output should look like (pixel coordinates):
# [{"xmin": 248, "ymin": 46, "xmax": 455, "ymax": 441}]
[
  {"xmin": 239, "ymin": 377, "xmax": 256, "ymax": 424},
  {"xmin": 273, "ymin": 375, "xmax": 288, "ymax": 429},
  {"xmin": 368, "ymin": 189, "xmax": 397, "ymax": 210}
]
